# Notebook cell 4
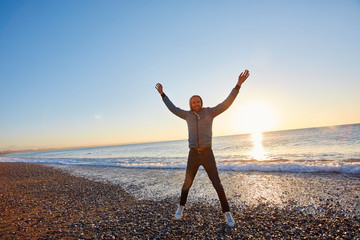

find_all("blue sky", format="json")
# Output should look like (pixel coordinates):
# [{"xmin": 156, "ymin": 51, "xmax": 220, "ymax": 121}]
[{"xmin": 1, "ymin": 0, "xmax": 359, "ymax": 150}]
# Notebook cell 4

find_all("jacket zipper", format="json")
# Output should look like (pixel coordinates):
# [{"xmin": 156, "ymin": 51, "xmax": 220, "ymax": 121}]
[{"xmin": 195, "ymin": 113, "xmax": 200, "ymax": 148}]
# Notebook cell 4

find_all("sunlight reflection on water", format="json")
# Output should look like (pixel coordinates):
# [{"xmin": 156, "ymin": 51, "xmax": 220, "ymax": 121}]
[{"xmin": 250, "ymin": 132, "xmax": 268, "ymax": 161}]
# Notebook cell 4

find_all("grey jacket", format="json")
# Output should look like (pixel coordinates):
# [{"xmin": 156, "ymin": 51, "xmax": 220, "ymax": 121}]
[{"xmin": 162, "ymin": 86, "xmax": 240, "ymax": 148}]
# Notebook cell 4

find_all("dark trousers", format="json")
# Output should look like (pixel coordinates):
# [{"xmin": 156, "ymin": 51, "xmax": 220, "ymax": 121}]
[{"xmin": 179, "ymin": 148, "xmax": 230, "ymax": 213}]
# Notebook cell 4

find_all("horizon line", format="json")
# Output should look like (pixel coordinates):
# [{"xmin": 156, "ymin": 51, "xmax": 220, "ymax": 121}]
[{"xmin": 1, "ymin": 122, "xmax": 359, "ymax": 155}]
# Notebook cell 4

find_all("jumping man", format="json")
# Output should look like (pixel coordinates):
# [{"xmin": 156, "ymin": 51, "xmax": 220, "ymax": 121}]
[{"xmin": 155, "ymin": 69, "xmax": 250, "ymax": 227}]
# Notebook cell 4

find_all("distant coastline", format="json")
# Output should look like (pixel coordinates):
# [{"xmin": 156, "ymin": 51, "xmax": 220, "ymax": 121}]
[
  {"xmin": 0, "ymin": 148, "xmax": 58, "ymax": 156},
  {"xmin": 0, "ymin": 146, "xmax": 97, "ymax": 156}
]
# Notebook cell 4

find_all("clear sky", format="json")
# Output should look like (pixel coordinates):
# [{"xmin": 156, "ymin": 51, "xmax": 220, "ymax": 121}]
[{"xmin": 1, "ymin": 0, "xmax": 359, "ymax": 150}]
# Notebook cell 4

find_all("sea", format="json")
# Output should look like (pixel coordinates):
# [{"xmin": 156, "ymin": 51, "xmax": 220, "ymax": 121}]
[{"xmin": 1, "ymin": 123, "xmax": 360, "ymax": 175}]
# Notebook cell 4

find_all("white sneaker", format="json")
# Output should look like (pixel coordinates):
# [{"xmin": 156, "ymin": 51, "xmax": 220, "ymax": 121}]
[
  {"xmin": 174, "ymin": 205, "xmax": 184, "ymax": 220},
  {"xmin": 224, "ymin": 212, "xmax": 235, "ymax": 227}
]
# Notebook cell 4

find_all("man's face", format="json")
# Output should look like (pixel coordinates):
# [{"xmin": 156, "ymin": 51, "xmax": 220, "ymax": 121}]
[{"xmin": 190, "ymin": 96, "xmax": 202, "ymax": 112}]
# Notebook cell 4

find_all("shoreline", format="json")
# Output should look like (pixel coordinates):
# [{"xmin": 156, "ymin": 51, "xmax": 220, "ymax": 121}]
[
  {"xmin": 56, "ymin": 165, "xmax": 360, "ymax": 217},
  {"xmin": 1, "ymin": 163, "xmax": 359, "ymax": 239}
]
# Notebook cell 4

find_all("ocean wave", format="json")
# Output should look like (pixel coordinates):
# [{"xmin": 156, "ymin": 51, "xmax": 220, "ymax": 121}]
[
  {"xmin": 1, "ymin": 156, "xmax": 360, "ymax": 174},
  {"xmin": 217, "ymin": 161, "xmax": 360, "ymax": 174}
]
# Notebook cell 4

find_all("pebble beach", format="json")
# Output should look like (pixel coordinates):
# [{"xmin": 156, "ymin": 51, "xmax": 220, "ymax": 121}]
[{"xmin": 1, "ymin": 163, "xmax": 359, "ymax": 239}]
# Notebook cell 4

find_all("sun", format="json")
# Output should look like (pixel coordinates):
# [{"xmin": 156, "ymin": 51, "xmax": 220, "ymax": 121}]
[{"xmin": 234, "ymin": 101, "xmax": 276, "ymax": 133}]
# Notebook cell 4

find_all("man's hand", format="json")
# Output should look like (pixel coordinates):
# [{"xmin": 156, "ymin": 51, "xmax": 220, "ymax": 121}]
[
  {"xmin": 155, "ymin": 83, "xmax": 164, "ymax": 95},
  {"xmin": 237, "ymin": 69, "xmax": 250, "ymax": 86}
]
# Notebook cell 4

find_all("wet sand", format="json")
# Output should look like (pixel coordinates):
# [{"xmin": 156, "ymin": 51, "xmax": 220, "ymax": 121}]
[{"xmin": 1, "ymin": 163, "xmax": 359, "ymax": 239}]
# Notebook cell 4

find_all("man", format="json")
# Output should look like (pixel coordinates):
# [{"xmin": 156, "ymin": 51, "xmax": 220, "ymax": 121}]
[{"xmin": 155, "ymin": 69, "xmax": 250, "ymax": 227}]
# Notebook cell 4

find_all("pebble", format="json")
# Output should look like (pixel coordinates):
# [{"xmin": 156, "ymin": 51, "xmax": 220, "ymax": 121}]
[{"xmin": 1, "ymin": 163, "xmax": 359, "ymax": 239}]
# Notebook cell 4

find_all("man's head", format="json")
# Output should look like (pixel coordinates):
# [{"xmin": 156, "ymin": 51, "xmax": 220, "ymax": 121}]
[{"xmin": 189, "ymin": 95, "xmax": 203, "ymax": 112}]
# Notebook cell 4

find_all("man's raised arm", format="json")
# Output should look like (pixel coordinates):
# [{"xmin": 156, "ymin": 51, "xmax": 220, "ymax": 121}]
[
  {"xmin": 155, "ymin": 83, "xmax": 187, "ymax": 120},
  {"xmin": 211, "ymin": 69, "xmax": 250, "ymax": 117}
]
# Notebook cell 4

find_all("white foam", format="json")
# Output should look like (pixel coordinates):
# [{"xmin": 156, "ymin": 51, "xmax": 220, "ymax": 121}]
[
  {"xmin": 217, "ymin": 162, "xmax": 360, "ymax": 174},
  {"xmin": 2, "ymin": 155, "xmax": 360, "ymax": 174}
]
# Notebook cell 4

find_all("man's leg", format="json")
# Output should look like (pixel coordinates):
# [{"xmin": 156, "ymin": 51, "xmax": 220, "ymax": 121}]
[
  {"xmin": 201, "ymin": 149, "xmax": 234, "ymax": 226},
  {"xmin": 175, "ymin": 150, "xmax": 201, "ymax": 220},
  {"xmin": 201, "ymin": 149, "xmax": 230, "ymax": 213},
  {"xmin": 180, "ymin": 149, "xmax": 201, "ymax": 206}
]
